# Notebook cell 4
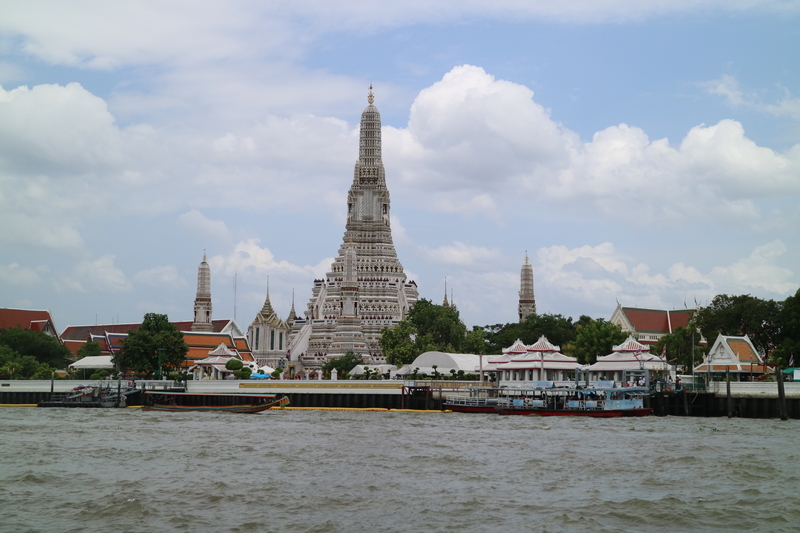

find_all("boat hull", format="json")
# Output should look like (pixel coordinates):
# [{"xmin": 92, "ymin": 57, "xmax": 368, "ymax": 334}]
[
  {"xmin": 142, "ymin": 395, "xmax": 289, "ymax": 413},
  {"xmin": 446, "ymin": 404, "xmax": 497, "ymax": 414},
  {"xmin": 497, "ymin": 407, "xmax": 652, "ymax": 417}
]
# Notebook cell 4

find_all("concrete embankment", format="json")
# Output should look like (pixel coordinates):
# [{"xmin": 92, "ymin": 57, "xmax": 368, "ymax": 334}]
[
  {"xmin": 651, "ymin": 386, "xmax": 800, "ymax": 419},
  {"xmin": 0, "ymin": 379, "xmax": 450, "ymax": 410}
]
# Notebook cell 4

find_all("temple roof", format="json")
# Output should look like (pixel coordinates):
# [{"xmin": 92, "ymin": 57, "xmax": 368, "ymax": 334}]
[
  {"xmin": 617, "ymin": 306, "xmax": 695, "ymax": 334},
  {"xmin": 0, "ymin": 308, "xmax": 59, "ymax": 338},
  {"xmin": 694, "ymin": 334, "xmax": 767, "ymax": 373}
]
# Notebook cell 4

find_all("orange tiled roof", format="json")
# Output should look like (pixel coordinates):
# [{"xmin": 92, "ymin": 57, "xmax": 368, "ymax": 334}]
[
  {"xmin": 183, "ymin": 332, "xmax": 237, "ymax": 348},
  {"xmin": 727, "ymin": 339, "xmax": 759, "ymax": 362}
]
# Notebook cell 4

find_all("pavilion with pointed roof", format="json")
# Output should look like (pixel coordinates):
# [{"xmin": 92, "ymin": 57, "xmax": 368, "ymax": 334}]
[
  {"xmin": 493, "ymin": 336, "xmax": 580, "ymax": 384},
  {"xmin": 693, "ymin": 334, "xmax": 770, "ymax": 380},
  {"xmin": 584, "ymin": 336, "xmax": 669, "ymax": 384}
]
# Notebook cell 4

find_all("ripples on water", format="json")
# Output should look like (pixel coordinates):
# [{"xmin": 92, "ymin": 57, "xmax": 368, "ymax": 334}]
[{"xmin": 1, "ymin": 408, "xmax": 799, "ymax": 533}]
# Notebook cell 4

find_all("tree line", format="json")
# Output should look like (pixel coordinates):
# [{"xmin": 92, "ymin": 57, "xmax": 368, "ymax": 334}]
[
  {"xmin": 3, "ymin": 289, "xmax": 797, "ymax": 379},
  {"xmin": 380, "ymin": 298, "xmax": 629, "ymax": 366}
]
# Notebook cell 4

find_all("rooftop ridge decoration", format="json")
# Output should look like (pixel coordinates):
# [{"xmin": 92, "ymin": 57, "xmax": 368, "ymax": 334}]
[
  {"xmin": 527, "ymin": 335, "xmax": 560, "ymax": 353},
  {"xmin": 612, "ymin": 335, "xmax": 650, "ymax": 353}
]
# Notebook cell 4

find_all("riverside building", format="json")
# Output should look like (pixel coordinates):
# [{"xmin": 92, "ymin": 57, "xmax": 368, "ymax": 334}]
[{"xmin": 287, "ymin": 88, "xmax": 419, "ymax": 369}]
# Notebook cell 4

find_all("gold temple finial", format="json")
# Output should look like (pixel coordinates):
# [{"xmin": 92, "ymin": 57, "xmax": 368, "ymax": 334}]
[
  {"xmin": 525, "ymin": 251, "xmax": 529, "ymax": 263},
  {"xmin": 368, "ymin": 84, "xmax": 374, "ymax": 105},
  {"xmin": 203, "ymin": 249, "xmax": 207, "ymax": 262}
]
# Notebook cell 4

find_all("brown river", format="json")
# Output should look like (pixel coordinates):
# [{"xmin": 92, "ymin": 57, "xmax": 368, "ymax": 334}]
[{"xmin": 1, "ymin": 407, "xmax": 798, "ymax": 532}]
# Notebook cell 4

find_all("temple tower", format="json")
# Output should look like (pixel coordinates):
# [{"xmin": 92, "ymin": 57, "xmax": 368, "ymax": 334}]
[
  {"xmin": 192, "ymin": 252, "xmax": 213, "ymax": 331},
  {"xmin": 289, "ymin": 87, "xmax": 419, "ymax": 363},
  {"xmin": 518, "ymin": 253, "xmax": 536, "ymax": 322}
]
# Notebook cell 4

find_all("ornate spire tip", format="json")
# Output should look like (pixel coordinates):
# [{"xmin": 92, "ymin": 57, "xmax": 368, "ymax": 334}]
[{"xmin": 367, "ymin": 84, "xmax": 374, "ymax": 105}]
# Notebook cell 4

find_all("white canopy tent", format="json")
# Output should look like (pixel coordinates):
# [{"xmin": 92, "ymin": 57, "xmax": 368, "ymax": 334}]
[
  {"xmin": 396, "ymin": 351, "xmax": 483, "ymax": 377},
  {"xmin": 69, "ymin": 355, "xmax": 115, "ymax": 369},
  {"xmin": 348, "ymin": 364, "xmax": 397, "ymax": 377}
]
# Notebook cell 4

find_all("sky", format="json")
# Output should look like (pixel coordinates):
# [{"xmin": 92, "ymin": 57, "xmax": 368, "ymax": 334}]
[{"xmin": 1, "ymin": 1, "xmax": 799, "ymax": 334}]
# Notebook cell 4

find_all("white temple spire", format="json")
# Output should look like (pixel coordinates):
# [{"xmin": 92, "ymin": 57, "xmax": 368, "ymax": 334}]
[
  {"xmin": 192, "ymin": 252, "xmax": 213, "ymax": 331},
  {"xmin": 518, "ymin": 252, "xmax": 536, "ymax": 322}
]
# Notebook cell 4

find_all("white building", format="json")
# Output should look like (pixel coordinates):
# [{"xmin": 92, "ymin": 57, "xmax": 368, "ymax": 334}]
[
  {"xmin": 494, "ymin": 336, "xmax": 580, "ymax": 384},
  {"xmin": 584, "ymin": 336, "xmax": 669, "ymax": 384}
]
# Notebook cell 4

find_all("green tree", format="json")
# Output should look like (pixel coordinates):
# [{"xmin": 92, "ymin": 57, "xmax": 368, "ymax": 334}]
[
  {"xmin": 483, "ymin": 313, "xmax": 579, "ymax": 354},
  {"xmin": 653, "ymin": 325, "xmax": 703, "ymax": 371},
  {"xmin": 116, "ymin": 313, "xmax": 188, "ymax": 376},
  {"xmin": 379, "ymin": 299, "xmax": 477, "ymax": 364},
  {"xmin": 774, "ymin": 288, "xmax": 800, "ymax": 367},
  {"xmin": 321, "ymin": 351, "xmax": 362, "ymax": 378},
  {"xmin": 694, "ymin": 294, "xmax": 781, "ymax": 354},
  {"xmin": 464, "ymin": 326, "xmax": 485, "ymax": 355},
  {"xmin": 76, "ymin": 340, "xmax": 102, "ymax": 360},
  {"xmin": 0, "ymin": 327, "xmax": 71, "ymax": 368},
  {"xmin": 225, "ymin": 358, "xmax": 244, "ymax": 372},
  {"xmin": 379, "ymin": 319, "xmax": 419, "ymax": 365},
  {"xmin": 233, "ymin": 367, "xmax": 252, "ymax": 379},
  {"xmin": 568, "ymin": 318, "xmax": 627, "ymax": 364},
  {"xmin": 0, "ymin": 345, "xmax": 54, "ymax": 379},
  {"xmin": 408, "ymin": 299, "xmax": 467, "ymax": 351}
]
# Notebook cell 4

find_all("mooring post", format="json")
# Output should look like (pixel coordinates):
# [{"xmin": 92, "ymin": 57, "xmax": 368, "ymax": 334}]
[
  {"xmin": 726, "ymin": 366, "xmax": 732, "ymax": 418},
  {"xmin": 776, "ymin": 365, "xmax": 788, "ymax": 421},
  {"xmin": 682, "ymin": 388, "xmax": 689, "ymax": 416}
]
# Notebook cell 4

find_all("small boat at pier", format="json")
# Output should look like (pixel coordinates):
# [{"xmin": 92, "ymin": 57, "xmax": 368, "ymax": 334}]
[{"xmin": 142, "ymin": 391, "xmax": 289, "ymax": 413}]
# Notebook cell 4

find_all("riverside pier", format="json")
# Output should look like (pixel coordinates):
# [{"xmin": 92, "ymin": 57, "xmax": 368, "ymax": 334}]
[{"xmin": 4, "ymin": 379, "xmax": 800, "ymax": 417}]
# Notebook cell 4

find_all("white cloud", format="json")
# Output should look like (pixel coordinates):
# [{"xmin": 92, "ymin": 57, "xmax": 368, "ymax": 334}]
[
  {"xmin": 176, "ymin": 210, "xmax": 232, "ymax": 242},
  {"xmin": 0, "ymin": 263, "xmax": 40, "ymax": 285},
  {"xmin": 210, "ymin": 239, "xmax": 322, "ymax": 280},
  {"xmin": 528, "ymin": 241, "xmax": 795, "ymax": 316},
  {"xmin": 419, "ymin": 241, "xmax": 504, "ymax": 270},
  {"xmin": 764, "ymin": 93, "xmax": 800, "ymax": 121},
  {"xmin": 65, "ymin": 255, "xmax": 132, "ymax": 293},
  {"xmin": 710, "ymin": 240, "xmax": 797, "ymax": 294},
  {"xmin": 384, "ymin": 66, "xmax": 800, "ymax": 226},
  {"xmin": 1, "ymin": 2, "xmax": 794, "ymax": 77},
  {"xmin": 133, "ymin": 265, "xmax": 188, "ymax": 288},
  {"xmin": 702, "ymin": 74, "xmax": 744, "ymax": 106},
  {"xmin": 0, "ymin": 83, "xmax": 128, "ymax": 175}
]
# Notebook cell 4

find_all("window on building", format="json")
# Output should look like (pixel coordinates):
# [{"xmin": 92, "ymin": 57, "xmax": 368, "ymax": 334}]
[
  {"xmin": 279, "ymin": 332, "xmax": 283, "ymax": 350},
  {"xmin": 270, "ymin": 330, "xmax": 275, "ymax": 351},
  {"xmin": 255, "ymin": 327, "xmax": 260, "ymax": 350}
]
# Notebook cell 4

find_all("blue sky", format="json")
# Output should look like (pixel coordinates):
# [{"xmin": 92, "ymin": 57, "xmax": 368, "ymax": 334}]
[{"xmin": 1, "ymin": 1, "xmax": 798, "ymax": 333}]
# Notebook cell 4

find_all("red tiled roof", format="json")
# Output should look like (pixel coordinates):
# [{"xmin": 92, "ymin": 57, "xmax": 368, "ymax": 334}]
[
  {"xmin": 622, "ymin": 308, "xmax": 695, "ymax": 334},
  {"xmin": 63, "ymin": 339, "xmax": 85, "ymax": 356},
  {"xmin": 61, "ymin": 319, "xmax": 233, "ymax": 340},
  {"xmin": 668, "ymin": 309, "xmax": 694, "ymax": 329},
  {"xmin": 0, "ymin": 308, "xmax": 56, "ymax": 332}
]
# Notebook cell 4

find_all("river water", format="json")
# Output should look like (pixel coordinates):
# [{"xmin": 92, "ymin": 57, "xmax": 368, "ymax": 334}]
[{"xmin": 1, "ymin": 407, "xmax": 798, "ymax": 533}]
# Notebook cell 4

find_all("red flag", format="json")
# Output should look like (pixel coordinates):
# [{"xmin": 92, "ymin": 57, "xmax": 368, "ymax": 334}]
[{"xmin": 661, "ymin": 345, "xmax": 667, "ymax": 358}]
